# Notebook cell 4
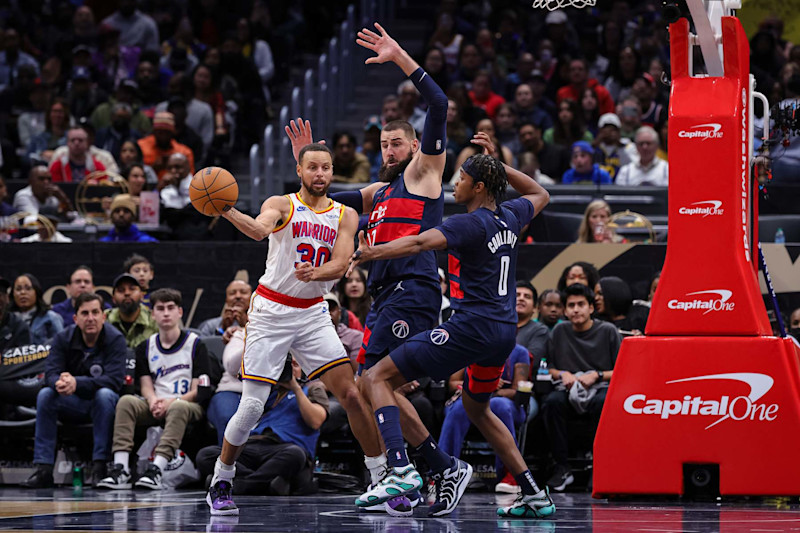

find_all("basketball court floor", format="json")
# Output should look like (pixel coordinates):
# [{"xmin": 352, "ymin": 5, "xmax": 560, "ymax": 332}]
[{"xmin": 2, "ymin": 487, "xmax": 800, "ymax": 532}]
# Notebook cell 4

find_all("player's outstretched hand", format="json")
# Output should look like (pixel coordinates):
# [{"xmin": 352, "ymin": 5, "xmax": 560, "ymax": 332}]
[
  {"xmin": 470, "ymin": 131, "xmax": 499, "ymax": 158},
  {"xmin": 295, "ymin": 261, "xmax": 315, "ymax": 283},
  {"xmin": 285, "ymin": 118, "xmax": 324, "ymax": 163},
  {"xmin": 357, "ymin": 22, "xmax": 402, "ymax": 65},
  {"xmin": 347, "ymin": 230, "xmax": 372, "ymax": 277}
]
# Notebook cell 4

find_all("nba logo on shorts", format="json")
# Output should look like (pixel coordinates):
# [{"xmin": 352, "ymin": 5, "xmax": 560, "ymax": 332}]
[
  {"xmin": 430, "ymin": 328, "xmax": 449, "ymax": 345},
  {"xmin": 392, "ymin": 320, "xmax": 409, "ymax": 338}
]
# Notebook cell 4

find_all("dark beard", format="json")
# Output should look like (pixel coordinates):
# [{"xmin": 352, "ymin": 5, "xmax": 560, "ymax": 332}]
[
  {"xmin": 303, "ymin": 180, "xmax": 330, "ymax": 197},
  {"xmin": 118, "ymin": 299, "xmax": 139, "ymax": 315},
  {"xmin": 378, "ymin": 155, "xmax": 412, "ymax": 183}
]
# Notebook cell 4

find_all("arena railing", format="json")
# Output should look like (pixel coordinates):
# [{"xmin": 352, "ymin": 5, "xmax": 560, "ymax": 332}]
[{"xmin": 248, "ymin": 1, "xmax": 395, "ymax": 208}]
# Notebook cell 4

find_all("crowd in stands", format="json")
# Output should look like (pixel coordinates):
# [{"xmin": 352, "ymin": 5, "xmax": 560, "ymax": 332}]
[{"xmin": 0, "ymin": 248, "xmax": 683, "ymax": 494}]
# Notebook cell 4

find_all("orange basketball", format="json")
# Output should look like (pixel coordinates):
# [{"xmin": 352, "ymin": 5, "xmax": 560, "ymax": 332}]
[{"xmin": 189, "ymin": 167, "xmax": 239, "ymax": 216}]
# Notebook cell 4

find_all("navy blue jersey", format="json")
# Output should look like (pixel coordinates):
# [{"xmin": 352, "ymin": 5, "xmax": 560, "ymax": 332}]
[
  {"xmin": 438, "ymin": 198, "xmax": 535, "ymax": 324},
  {"xmin": 365, "ymin": 172, "xmax": 444, "ymax": 292}
]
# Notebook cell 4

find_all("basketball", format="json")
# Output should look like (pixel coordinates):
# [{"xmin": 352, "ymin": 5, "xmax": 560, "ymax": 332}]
[{"xmin": 189, "ymin": 166, "xmax": 239, "ymax": 216}]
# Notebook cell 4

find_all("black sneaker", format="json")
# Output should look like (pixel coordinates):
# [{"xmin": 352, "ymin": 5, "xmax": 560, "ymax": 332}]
[
  {"xmin": 428, "ymin": 458, "xmax": 473, "ymax": 517},
  {"xmin": 20, "ymin": 465, "xmax": 54, "ymax": 488},
  {"xmin": 134, "ymin": 463, "xmax": 163, "ymax": 490},
  {"xmin": 546, "ymin": 464, "xmax": 574, "ymax": 492},
  {"xmin": 97, "ymin": 463, "xmax": 132, "ymax": 489}
]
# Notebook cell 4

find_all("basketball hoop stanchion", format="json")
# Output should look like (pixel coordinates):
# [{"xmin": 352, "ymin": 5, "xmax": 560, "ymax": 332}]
[{"xmin": 593, "ymin": 8, "xmax": 800, "ymax": 497}]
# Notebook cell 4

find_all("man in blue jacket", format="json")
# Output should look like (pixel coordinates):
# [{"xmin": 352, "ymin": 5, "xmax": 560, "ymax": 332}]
[{"xmin": 21, "ymin": 292, "xmax": 127, "ymax": 488}]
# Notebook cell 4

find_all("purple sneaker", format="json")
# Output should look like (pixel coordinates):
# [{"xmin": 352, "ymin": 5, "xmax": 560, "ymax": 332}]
[
  {"xmin": 206, "ymin": 480, "xmax": 239, "ymax": 516},
  {"xmin": 384, "ymin": 495, "xmax": 413, "ymax": 517}
]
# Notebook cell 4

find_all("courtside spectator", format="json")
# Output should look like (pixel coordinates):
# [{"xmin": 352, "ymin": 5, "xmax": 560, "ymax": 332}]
[
  {"xmin": 556, "ymin": 262, "xmax": 600, "ymax": 292},
  {"xmin": 105, "ymin": 273, "xmax": 157, "ymax": 349},
  {"xmin": 100, "ymin": 194, "xmax": 158, "ymax": 243},
  {"xmin": 197, "ymin": 355, "xmax": 328, "ymax": 496},
  {"xmin": 324, "ymin": 292, "xmax": 363, "ymax": 368},
  {"xmin": 577, "ymin": 199, "xmax": 617, "ymax": 243},
  {"xmin": 789, "ymin": 307, "xmax": 800, "ymax": 339},
  {"xmin": 594, "ymin": 276, "xmax": 649, "ymax": 334},
  {"xmin": 616, "ymin": 126, "xmax": 668, "ymax": 186},
  {"xmin": 197, "ymin": 279, "xmax": 252, "ymax": 337},
  {"xmin": 538, "ymin": 289, "xmax": 565, "ymax": 330},
  {"xmin": 10, "ymin": 274, "xmax": 64, "ymax": 345},
  {"xmin": 98, "ymin": 288, "xmax": 208, "ymax": 490},
  {"xmin": 543, "ymin": 284, "xmax": 621, "ymax": 491},
  {"xmin": 52, "ymin": 266, "xmax": 110, "ymax": 325},
  {"xmin": 124, "ymin": 254, "xmax": 156, "ymax": 305},
  {"xmin": 21, "ymin": 292, "xmax": 126, "ymax": 488},
  {"xmin": 561, "ymin": 141, "xmax": 611, "ymax": 185},
  {"xmin": 0, "ymin": 275, "xmax": 29, "ymax": 351},
  {"xmin": 516, "ymin": 281, "xmax": 548, "ymax": 361}
]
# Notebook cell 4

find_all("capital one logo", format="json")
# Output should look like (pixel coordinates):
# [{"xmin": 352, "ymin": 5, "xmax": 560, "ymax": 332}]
[
  {"xmin": 667, "ymin": 289, "xmax": 735, "ymax": 315},
  {"xmin": 678, "ymin": 123, "xmax": 724, "ymax": 140},
  {"xmin": 678, "ymin": 200, "xmax": 724, "ymax": 217},
  {"xmin": 623, "ymin": 372, "xmax": 779, "ymax": 429}
]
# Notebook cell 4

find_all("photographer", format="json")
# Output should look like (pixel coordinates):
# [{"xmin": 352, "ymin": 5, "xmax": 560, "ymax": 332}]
[{"xmin": 196, "ymin": 355, "xmax": 328, "ymax": 496}]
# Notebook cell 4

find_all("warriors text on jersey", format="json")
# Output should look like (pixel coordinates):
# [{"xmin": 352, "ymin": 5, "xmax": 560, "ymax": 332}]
[
  {"xmin": 364, "ymin": 172, "xmax": 444, "ymax": 291},
  {"xmin": 259, "ymin": 193, "xmax": 345, "ymax": 299}
]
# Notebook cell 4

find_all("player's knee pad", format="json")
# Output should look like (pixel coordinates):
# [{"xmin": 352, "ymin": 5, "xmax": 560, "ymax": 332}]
[{"xmin": 224, "ymin": 396, "xmax": 264, "ymax": 446}]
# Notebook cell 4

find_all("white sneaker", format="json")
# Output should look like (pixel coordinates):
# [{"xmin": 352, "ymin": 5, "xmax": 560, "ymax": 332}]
[
  {"xmin": 96, "ymin": 463, "xmax": 132, "ymax": 490},
  {"xmin": 428, "ymin": 459, "xmax": 473, "ymax": 517},
  {"xmin": 355, "ymin": 465, "xmax": 423, "ymax": 508},
  {"xmin": 134, "ymin": 464, "xmax": 163, "ymax": 490}
]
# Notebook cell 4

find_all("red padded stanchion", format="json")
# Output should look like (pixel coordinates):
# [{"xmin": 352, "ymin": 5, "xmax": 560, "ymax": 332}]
[{"xmin": 593, "ymin": 17, "xmax": 800, "ymax": 497}]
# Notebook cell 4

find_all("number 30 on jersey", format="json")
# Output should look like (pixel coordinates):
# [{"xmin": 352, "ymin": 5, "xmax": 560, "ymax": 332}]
[{"xmin": 295, "ymin": 243, "xmax": 331, "ymax": 267}]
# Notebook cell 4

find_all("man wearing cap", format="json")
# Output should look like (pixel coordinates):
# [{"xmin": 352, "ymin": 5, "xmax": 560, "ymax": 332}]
[
  {"xmin": 49, "ymin": 126, "xmax": 108, "ymax": 183},
  {"xmin": 332, "ymin": 131, "xmax": 371, "ymax": 184},
  {"xmin": 100, "ymin": 194, "xmax": 158, "ymax": 243},
  {"xmin": 562, "ymin": 141, "xmax": 611, "ymax": 185},
  {"xmin": 324, "ymin": 292, "xmax": 364, "ymax": 367},
  {"xmin": 556, "ymin": 59, "xmax": 614, "ymax": 116},
  {"xmin": 138, "ymin": 111, "xmax": 195, "ymax": 180},
  {"xmin": 91, "ymin": 79, "xmax": 152, "ymax": 133},
  {"xmin": 616, "ymin": 126, "xmax": 669, "ymax": 187},
  {"xmin": 104, "ymin": 273, "xmax": 157, "ymax": 349},
  {"xmin": 594, "ymin": 113, "xmax": 631, "ymax": 181},
  {"xmin": 20, "ymin": 292, "xmax": 127, "ymax": 488}
]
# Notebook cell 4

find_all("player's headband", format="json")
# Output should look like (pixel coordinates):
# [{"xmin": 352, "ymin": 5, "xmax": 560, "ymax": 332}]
[{"xmin": 461, "ymin": 155, "xmax": 484, "ymax": 184}]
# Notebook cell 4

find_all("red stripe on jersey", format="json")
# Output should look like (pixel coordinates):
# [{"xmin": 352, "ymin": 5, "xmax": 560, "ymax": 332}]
[
  {"xmin": 373, "ymin": 198, "xmax": 425, "ymax": 221},
  {"xmin": 357, "ymin": 325, "xmax": 372, "ymax": 364},
  {"xmin": 448, "ymin": 255, "xmax": 461, "ymax": 277},
  {"xmin": 467, "ymin": 364, "xmax": 504, "ymax": 394},
  {"xmin": 374, "ymin": 222, "xmax": 420, "ymax": 243},
  {"xmin": 257, "ymin": 285, "xmax": 323, "ymax": 308},
  {"xmin": 449, "ymin": 280, "xmax": 464, "ymax": 300}
]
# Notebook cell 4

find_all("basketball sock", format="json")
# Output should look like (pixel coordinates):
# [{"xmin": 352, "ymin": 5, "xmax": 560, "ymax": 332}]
[
  {"xmin": 152, "ymin": 455, "xmax": 168, "ymax": 471},
  {"xmin": 515, "ymin": 469, "xmax": 543, "ymax": 496},
  {"xmin": 374, "ymin": 406, "xmax": 408, "ymax": 468},
  {"xmin": 211, "ymin": 457, "xmax": 236, "ymax": 485},
  {"xmin": 414, "ymin": 435, "xmax": 452, "ymax": 473},
  {"xmin": 113, "ymin": 451, "xmax": 130, "ymax": 472},
  {"xmin": 364, "ymin": 454, "xmax": 388, "ymax": 485}
]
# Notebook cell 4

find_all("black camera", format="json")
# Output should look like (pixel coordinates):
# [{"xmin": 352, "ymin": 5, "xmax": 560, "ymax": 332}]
[{"xmin": 277, "ymin": 354, "xmax": 294, "ymax": 384}]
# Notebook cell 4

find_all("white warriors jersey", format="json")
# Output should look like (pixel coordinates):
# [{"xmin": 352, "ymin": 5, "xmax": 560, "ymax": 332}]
[
  {"xmin": 258, "ymin": 193, "xmax": 345, "ymax": 299},
  {"xmin": 146, "ymin": 331, "xmax": 199, "ymax": 399}
]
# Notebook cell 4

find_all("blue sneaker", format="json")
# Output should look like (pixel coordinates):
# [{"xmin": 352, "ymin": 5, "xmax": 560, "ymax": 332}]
[
  {"xmin": 496, "ymin": 488, "xmax": 556, "ymax": 518},
  {"xmin": 355, "ymin": 465, "xmax": 423, "ymax": 508}
]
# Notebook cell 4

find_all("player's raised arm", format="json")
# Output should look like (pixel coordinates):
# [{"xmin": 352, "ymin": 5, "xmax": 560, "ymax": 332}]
[
  {"xmin": 222, "ymin": 195, "xmax": 290, "ymax": 241},
  {"xmin": 347, "ymin": 227, "xmax": 447, "ymax": 276},
  {"xmin": 285, "ymin": 117, "xmax": 379, "ymax": 214},
  {"xmin": 295, "ymin": 207, "xmax": 360, "ymax": 283},
  {"xmin": 357, "ymin": 22, "xmax": 448, "ymax": 192},
  {"xmin": 471, "ymin": 132, "xmax": 550, "ymax": 216}
]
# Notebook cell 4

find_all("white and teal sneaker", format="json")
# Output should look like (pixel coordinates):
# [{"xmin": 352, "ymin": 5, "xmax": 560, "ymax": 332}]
[
  {"xmin": 355, "ymin": 465, "xmax": 423, "ymax": 508},
  {"xmin": 496, "ymin": 488, "xmax": 556, "ymax": 518}
]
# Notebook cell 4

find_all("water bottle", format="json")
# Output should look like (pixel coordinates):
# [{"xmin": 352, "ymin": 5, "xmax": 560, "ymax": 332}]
[
  {"xmin": 775, "ymin": 228, "xmax": 786, "ymax": 244},
  {"xmin": 72, "ymin": 465, "xmax": 84, "ymax": 488},
  {"xmin": 537, "ymin": 358, "xmax": 549, "ymax": 380}
]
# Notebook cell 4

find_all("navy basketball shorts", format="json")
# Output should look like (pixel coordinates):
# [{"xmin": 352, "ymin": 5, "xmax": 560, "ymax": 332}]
[
  {"xmin": 388, "ymin": 311, "xmax": 517, "ymax": 403},
  {"xmin": 357, "ymin": 279, "xmax": 440, "ymax": 373}
]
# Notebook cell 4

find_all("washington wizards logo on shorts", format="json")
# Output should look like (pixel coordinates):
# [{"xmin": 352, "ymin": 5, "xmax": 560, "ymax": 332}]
[
  {"xmin": 430, "ymin": 328, "xmax": 450, "ymax": 345},
  {"xmin": 392, "ymin": 320, "xmax": 409, "ymax": 338}
]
